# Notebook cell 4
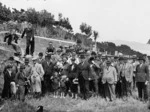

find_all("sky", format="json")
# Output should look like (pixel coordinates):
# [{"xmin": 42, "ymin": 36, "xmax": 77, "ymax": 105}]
[{"xmin": 1, "ymin": 0, "xmax": 150, "ymax": 44}]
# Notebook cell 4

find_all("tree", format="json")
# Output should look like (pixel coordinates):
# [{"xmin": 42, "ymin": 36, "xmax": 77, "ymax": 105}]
[
  {"xmin": 38, "ymin": 10, "xmax": 54, "ymax": 27},
  {"xmin": 26, "ymin": 8, "xmax": 39, "ymax": 24},
  {"xmin": 93, "ymin": 30, "xmax": 99, "ymax": 52},
  {"xmin": 80, "ymin": 23, "xmax": 92, "ymax": 37}
]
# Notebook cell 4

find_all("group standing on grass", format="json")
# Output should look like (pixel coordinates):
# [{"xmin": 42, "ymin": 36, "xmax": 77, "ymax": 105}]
[{"xmin": 1, "ymin": 23, "xmax": 150, "ymax": 105}]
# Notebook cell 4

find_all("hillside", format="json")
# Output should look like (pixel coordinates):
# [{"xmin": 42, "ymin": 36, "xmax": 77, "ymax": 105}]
[{"xmin": 110, "ymin": 40, "xmax": 150, "ymax": 55}]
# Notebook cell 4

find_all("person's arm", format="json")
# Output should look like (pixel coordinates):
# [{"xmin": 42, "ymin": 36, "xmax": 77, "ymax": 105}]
[
  {"xmin": 145, "ymin": 65, "xmax": 149, "ymax": 82},
  {"xmin": 21, "ymin": 28, "xmax": 26, "ymax": 38},
  {"xmin": 113, "ymin": 67, "xmax": 117, "ymax": 84}
]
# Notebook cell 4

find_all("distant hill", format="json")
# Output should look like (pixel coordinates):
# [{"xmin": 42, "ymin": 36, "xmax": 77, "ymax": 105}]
[{"xmin": 109, "ymin": 40, "xmax": 150, "ymax": 55}]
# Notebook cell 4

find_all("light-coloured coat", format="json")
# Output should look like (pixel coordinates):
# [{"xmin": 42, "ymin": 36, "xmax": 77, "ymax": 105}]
[
  {"xmin": 31, "ymin": 63, "xmax": 44, "ymax": 93},
  {"xmin": 121, "ymin": 63, "xmax": 133, "ymax": 82},
  {"xmin": 102, "ymin": 66, "xmax": 117, "ymax": 84}
]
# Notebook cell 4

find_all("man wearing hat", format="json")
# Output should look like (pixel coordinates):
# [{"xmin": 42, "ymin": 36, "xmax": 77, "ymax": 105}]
[
  {"xmin": 135, "ymin": 56, "xmax": 149, "ymax": 101},
  {"xmin": 42, "ymin": 54, "xmax": 55, "ymax": 94},
  {"xmin": 15, "ymin": 64, "xmax": 26, "ymax": 101},
  {"xmin": 21, "ymin": 23, "xmax": 35, "ymax": 56},
  {"xmin": 119, "ymin": 57, "xmax": 134, "ymax": 99},
  {"xmin": 78, "ymin": 54, "xmax": 91, "ymax": 100},
  {"xmin": 24, "ymin": 58, "xmax": 32, "ymax": 95},
  {"xmin": 37, "ymin": 52, "xmax": 44, "ymax": 65},
  {"xmin": 2, "ymin": 64, "xmax": 15, "ymax": 99},
  {"xmin": 45, "ymin": 42, "xmax": 55, "ymax": 54},
  {"xmin": 67, "ymin": 58, "xmax": 79, "ymax": 99},
  {"xmin": 102, "ymin": 60, "xmax": 117, "ymax": 101},
  {"xmin": 31, "ymin": 57, "xmax": 45, "ymax": 98}
]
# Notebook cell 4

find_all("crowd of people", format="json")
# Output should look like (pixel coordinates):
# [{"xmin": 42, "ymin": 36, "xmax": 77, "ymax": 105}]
[
  {"xmin": 1, "ymin": 23, "xmax": 150, "ymax": 104},
  {"xmin": 1, "ymin": 40, "xmax": 150, "ymax": 103}
]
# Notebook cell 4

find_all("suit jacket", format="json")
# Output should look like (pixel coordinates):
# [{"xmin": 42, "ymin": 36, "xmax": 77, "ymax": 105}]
[
  {"xmin": 37, "ymin": 58, "xmax": 45, "ymax": 65},
  {"xmin": 42, "ymin": 61, "xmax": 54, "ymax": 77},
  {"xmin": 21, "ymin": 28, "xmax": 34, "ymax": 41},
  {"xmin": 135, "ymin": 64, "xmax": 149, "ymax": 82},
  {"xmin": 67, "ymin": 63, "xmax": 78, "ymax": 78},
  {"xmin": 121, "ymin": 63, "xmax": 133, "ymax": 82},
  {"xmin": 3, "ymin": 70, "xmax": 15, "ymax": 84},
  {"xmin": 31, "ymin": 63, "xmax": 45, "ymax": 81},
  {"xmin": 78, "ymin": 60, "xmax": 90, "ymax": 80},
  {"xmin": 102, "ymin": 66, "xmax": 117, "ymax": 84}
]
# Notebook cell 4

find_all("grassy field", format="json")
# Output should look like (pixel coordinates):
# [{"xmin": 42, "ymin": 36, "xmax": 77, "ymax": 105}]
[
  {"xmin": 0, "ymin": 73, "xmax": 149, "ymax": 112},
  {"xmin": 0, "ymin": 94, "xmax": 149, "ymax": 112}
]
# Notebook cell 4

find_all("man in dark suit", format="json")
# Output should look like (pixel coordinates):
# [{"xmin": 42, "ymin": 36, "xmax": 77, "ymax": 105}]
[
  {"xmin": 67, "ymin": 58, "xmax": 79, "ymax": 98},
  {"xmin": 78, "ymin": 54, "xmax": 91, "ymax": 100},
  {"xmin": 42, "ymin": 54, "xmax": 54, "ymax": 94},
  {"xmin": 2, "ymin": 65, "xmax": 15, "ymax": 99},
  {"xmin": 88, "ymin": 57, "xmax": 100, "ymax": 96},
  {"xmin": 21, "ymin": 23, "xmax": 34, "ymax": 56},
  {"xmin": 135, "ymin": 56, "xmax": 149, "ymax": 101}
]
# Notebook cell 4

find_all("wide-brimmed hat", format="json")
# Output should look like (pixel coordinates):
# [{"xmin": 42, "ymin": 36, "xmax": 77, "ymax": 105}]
[
  {"xmin": 106, "ymin": 60, "xmax": 111, "ymax": 64},
  {"xmin": 14, "ymin": 56, "xmax": 23, "ymax": 63},
  {"xmin": 32, "ymin": 57, "xmax": 38, "ymax": 61},
  {"xmin": 80, "ymin": 54, "xmax": 85, "ymax": 59}
]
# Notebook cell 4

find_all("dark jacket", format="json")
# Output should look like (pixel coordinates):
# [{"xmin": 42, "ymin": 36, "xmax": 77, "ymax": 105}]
[
  {"xmin": 4, "ymin": 33, "xmax": 19, "ymax": 45},
  {"xmin": 78, "ymin": 60, "xmax": 90, "ymax": 80},
  {"xmin": 135, "ymin": 64, "xmax": 149, "ymax": 82},
  {"xmin": 2, "ymin": 70, "xmax": 15, "ymax": 98},
  {"xmin": 21, "ymin": 28, "xmax": 34, "ymax": 41},
  {"xmin": 68, "ymin": 63, "xmax": 78, "ymax": 78},
  {"xmin": 42, "ymin": 61, "xmax": 54, "ymax": 77}
]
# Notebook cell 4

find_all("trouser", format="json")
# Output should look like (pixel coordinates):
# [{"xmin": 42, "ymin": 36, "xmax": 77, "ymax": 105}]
[
  {"xmin": 104, "ymin": 82, "xmax": 116, "ymax": 101},
  {"xmin": 121, "ymin": 76, "xmax": 127, "ymax": 97},
  {"xmin": 89, "ymin": 79, "xmax": 99, "ymax": 95},
  {"xmin": 26, "ymin": 40, "xmax": 34, "ymax": 56},
  {"xmin": 98, "ymin": 78, "xmax": 105, "ymax": 97},
  {"xmin": 78, "ymin": 75, "xmax": 90, "ymax": 100},
  {"xmin": 115, "ymin": 80, "xmax": 122, "ymax": 98},
  {"xmin": 43, "ymin": 75, "xmax": 52, "ymax": 94},
  {"xmin": 136, "ymin": 82, "xmax": 148, "ymax": 101},
  {"xmin": 126, "ymin": 81, "xmax": 132, "ymax": 96},
  {"xmin": 18, "ymin": 86, "xmax": 25, "ymax": 101}
]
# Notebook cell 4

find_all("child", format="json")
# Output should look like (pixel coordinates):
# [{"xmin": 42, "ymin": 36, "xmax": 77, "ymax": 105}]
[
  {"xmin": 71, "ymin": 78, "xmax": 79, "ymax": 99},
  {"xmin": 60, "ymin": 75, "xmax": 68, "ymax": 98},
  {"xmin": 51, "ymin": 72, "xmax": 60, "ymax": 98}
]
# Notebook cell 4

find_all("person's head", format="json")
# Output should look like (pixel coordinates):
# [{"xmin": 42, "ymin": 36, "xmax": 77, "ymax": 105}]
[
  {"xmin": 6, "ymin": 64, "xmax": 13, "ymax": 71},
  {"xmin": 56, "ymin": 48, "xmax": 62, "ymax": 55},
  {"xmin": 32, "ymin": 57, "xmax": 37, "ymax": 64},
  {"xmin": 106, "ymin": 60, "xmax": 111, "ymax": 67},
  {"xmin": 79, "ymin": 54, "xmax": 85, "ymax": 62},
  {"xmin": 71, "ymin": 58, "xmax": 76, "ymax": 64},
  {"xmin": 91, "ymin": 51, "xmax": 97, "ymax": 59},
  {"xmin": 38, "ymin": 52, "xmax": 43, "ymax": 59},
  {"xmin": 25, "ymin": 58, "xmax": 29, "ymax": 65},
  {"xmin": 138, "ymin": 57, "xmax": 145, "ymax": 64},
  {"xmin": 119, "ymin": 57, "xmax": 125, "ymax": 64},
  {"xmin": 20, "ymin": 64, "xmax": 25, "ymax": 72},
  {"xmin": 28, "ymin": 23, "xmax": 32, "ymax": 29},
  {"xmin": 45, "ymin": 54, "xmax": 51, "ymax": 61},
  {"xmin": 62, "ymin": 57, "xmax": 68, "ymax": 62},
  {"xmin": 48, "ymin": 42, "xmax": 53, "ymax": 48}
]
